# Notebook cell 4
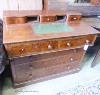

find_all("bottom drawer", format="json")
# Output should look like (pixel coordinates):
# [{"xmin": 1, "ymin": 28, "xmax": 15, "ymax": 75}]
[{"xmin": 10, "ymin": 48, "xmax": 85, "ymax": 87}]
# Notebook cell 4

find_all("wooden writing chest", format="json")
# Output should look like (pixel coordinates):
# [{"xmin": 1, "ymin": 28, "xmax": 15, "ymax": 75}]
[{"xmin": 3, "ymin": 16, "xmax": 99, "ymax": 87}]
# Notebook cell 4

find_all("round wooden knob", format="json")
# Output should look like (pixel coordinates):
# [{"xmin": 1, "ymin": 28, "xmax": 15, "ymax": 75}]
[
  {"xmin": 19, "ymin": 48, "xmax": 24, "ymax": 54},
  {"xmin": 86, "ymin": 40, "xmax": 90, "ymax": 44},
  {"xmin": 70, "ymin": 58, "xmax": 74, "ymax": 61},
  {"xmin": 48, "ymin": 18, "xmax": 50, "ymax": 21},
  {"xmin": 67, "ymin": 43, "xmax": 71, "ymax": 47},
  {"xmin": 73, "ymin": 17, "xmax": 77, "ymax": 20},
  {"xmin": 20, "ymin": 48, "xmax": 24, "ymax": 52},
  {"xmin": 22, "ymin": 49, "xmax": 24, "ymax": 51},
  {"xmin": 48, "ymin": 44, "xmax": 52, "ymax": 49}
]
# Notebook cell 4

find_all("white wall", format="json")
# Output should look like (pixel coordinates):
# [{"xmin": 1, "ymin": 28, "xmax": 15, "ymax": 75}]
[
  {"xmin": 0, "ymin": 0, "xmax": 42, "ymax": 19},
  {"xmin": 18, "ymin": 0, "xmax": 42, "ymax": 10}
]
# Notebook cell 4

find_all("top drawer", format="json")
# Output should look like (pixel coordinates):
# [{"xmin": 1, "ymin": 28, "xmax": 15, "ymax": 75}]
[
  {"xmin": 5, "ymin": 17, "xmax": 27, "ymax": 24},
  {"xmin": 40, "ymin": 15, "xmax": 57, "ymax": 23},
  {"xmin": 67, "ymin": 15, "xmax": 81, "ymax": 23},
  {"xmin": 4, "ymin": 35, "xmax": 96, "ymax": 58}
]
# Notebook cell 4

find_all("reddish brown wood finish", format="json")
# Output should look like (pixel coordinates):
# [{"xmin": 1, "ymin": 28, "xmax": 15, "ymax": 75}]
[
  {"xmin": 5, "ymin": 17, "xmax": 27, "ymax": 24},
  {"xmin": 10, "ymin": 48, "xmax": 85, "ymax": 87},
  {"xmin": 14, "ymin": 17, "xmax": 27, "ymax": 24},
  {"xmin": 40, "ymin": 15, "xmax": 57, "ymax": 23},
  {"xmin": 4, "ymin": 35, "xmax": 96, "ymax": 59},
  {"xmin": 67, "ymin": 15, "xmax": 81, "ymax": 23}
]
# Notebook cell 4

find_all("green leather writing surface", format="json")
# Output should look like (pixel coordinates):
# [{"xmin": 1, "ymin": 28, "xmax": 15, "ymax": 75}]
[{"xmin": 32, "ymin": 23, "xmax": 74, "ymax": 35}]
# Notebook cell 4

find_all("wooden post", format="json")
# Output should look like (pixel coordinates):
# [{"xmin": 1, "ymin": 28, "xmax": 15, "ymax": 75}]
[{"xmin": 43, "ymin": 0, "xmax": 48, "ymax": 12}]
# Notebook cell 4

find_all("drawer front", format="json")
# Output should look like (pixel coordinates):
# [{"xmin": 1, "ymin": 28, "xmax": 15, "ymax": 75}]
[
  {"xmin": 14, "ymin": 17, "xmax": 27, "ymax": 24},
  {"xmin": 5, "ymin": 17, "xmax": 27, "ymax": 25},
  {"xmin": 31, "ymin": 62, "xmax": 79, "ymax": 80},
  {"xmin": 5, "ymin": 43, "xmax": 32, "ymax": 58},
  {"xmin": 67, "ymin": 15, "xmax": 81, "ymax": 22},
  {"xmin": 5, "ymin": 40, "xmax": 58, "ymax": 58},
  {"xmin": 10, "ymin": 48, "xmax": 84, "ymax": 65},
  {"xmin": 5, "ymin": 42, "xmax": 40, "ymax": 58},
  {"xmin": 40, "ymin": 16, "xmax": 56, "ymax": 22},
  {"xmin": 5, "ymin": 17, "xmax": 15, "ymax": 24},
  {"xmin": 31, "ymin": 48, "xmax": 84, "ymax": 69}
]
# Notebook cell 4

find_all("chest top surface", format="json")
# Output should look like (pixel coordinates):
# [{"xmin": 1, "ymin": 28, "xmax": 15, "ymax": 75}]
[{"xmin": 3, "ymin": 21, "xmax": 100, "ymax": 44}]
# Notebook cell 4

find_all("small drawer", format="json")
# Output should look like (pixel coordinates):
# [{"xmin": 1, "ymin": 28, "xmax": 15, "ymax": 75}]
[
  {"xmin": 5, "ymin": 17, "xmax": 27, "ymax": 25},
  {"xmin": 40, "ymin": 15, "xmax": 57, "ymax": 23},
  {"xmin": 5, "ymin": 17, "xmax": 15, "ymax": 25},
  {"xmin": 67, "ymin": 15, "xmax": 81, "ymax": 23},
  {"xmin": 14, "ymin": 17, "xmax": 27, "ymax": 24}
]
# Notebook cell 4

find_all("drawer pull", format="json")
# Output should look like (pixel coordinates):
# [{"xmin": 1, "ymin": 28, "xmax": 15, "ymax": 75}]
[
  {"xmin": 86, "ymin": 40, "xmax": 90, "ymax": 44},
  {"xmin": 67, "ymin": 43, "xmax": 71, "ymax": 47},
  {"xmin": 48, "ymin": 44, "xmax": 52, "ymax": 49},
  {"xmin": 70, "ymin": 58, "xmax": 74, "ymax": 62},
  {"xmin": 73, "ymin": 17, "xmax": 77, "ymax": 20},
  {"xmin": 48, "ymin": 18, "xmax": 50, "ymax": 21},
  {"xmin": 20, "ymin": 48, "xmax": 24, "ymax": 52},
  {"xmin": 67, "ymin": 66, "xmax": 70, "ymax": 70}
]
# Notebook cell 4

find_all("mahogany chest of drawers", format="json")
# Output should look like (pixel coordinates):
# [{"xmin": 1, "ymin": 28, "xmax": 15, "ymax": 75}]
[{"xmin": 3, "ymin": 17, "xmax": 99, "ymax": 87}]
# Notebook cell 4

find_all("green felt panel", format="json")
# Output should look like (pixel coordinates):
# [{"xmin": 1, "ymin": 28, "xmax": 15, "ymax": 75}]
[{"xmin": 32, "ymin": 23, "xmax": 74, "ymax": 35}]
